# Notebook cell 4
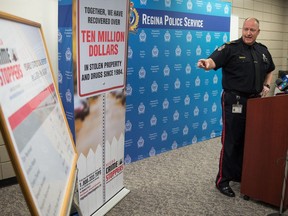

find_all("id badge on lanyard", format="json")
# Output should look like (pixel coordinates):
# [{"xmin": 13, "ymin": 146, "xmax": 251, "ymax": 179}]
[{"xmin": 232, "ymin": 95, "xmax": 243, "ymax": 113}]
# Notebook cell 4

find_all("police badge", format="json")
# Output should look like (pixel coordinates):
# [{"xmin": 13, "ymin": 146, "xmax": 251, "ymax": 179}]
[{"xmin": 129, "ymin": 2, "xmax": 139, "ymax": 33}]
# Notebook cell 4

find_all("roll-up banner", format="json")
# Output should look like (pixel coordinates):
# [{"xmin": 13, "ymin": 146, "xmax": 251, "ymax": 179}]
[{"xmin": 58, "ymin": 0, "xmax": 130, "ymax": 215}]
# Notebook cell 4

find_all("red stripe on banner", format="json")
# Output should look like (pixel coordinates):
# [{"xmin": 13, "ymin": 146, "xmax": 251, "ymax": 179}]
[{"xmin": 8, "ymin": 84, "xmax": 55, "ymax": 130}]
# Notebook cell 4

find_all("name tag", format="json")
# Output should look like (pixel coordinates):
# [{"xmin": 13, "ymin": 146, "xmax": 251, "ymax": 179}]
[{"xmin": 232, "ymin": 104, "xmax": 243, "ymax": 113}]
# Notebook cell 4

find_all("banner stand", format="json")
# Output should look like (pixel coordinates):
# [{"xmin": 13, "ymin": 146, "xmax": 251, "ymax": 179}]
[
  {"xmin": 92, "ymin": 188, "xmax": 130, "ymax": 216},
  {"xmin": 71, "ymin": 179, "xmax": 129, "ymax": 216}
]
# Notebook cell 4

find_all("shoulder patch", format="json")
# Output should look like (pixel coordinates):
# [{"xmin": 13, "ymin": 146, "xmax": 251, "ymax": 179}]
[{"xmin": 217, "ymin": 44, "xmax": 225, "ymax": 51}]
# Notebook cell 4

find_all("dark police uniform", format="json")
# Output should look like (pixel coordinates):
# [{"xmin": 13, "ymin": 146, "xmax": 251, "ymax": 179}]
[{"xmin": 209, "ymin": 38, "xmax": 275, "ymax": 188}]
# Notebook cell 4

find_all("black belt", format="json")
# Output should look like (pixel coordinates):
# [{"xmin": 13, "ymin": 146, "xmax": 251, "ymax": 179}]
[{"xmin": 225, "ymin": 90, "xmax": 260, "ymax": 98}]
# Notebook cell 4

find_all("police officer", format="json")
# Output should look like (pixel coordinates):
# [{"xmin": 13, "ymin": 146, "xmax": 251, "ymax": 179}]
[{"xmin": 197, "ymin": 17, "xmax": 275, "ymax": 197}]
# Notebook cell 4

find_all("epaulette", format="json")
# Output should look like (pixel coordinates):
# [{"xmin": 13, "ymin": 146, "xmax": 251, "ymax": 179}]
[
  {"xmin": 225, "ymin": 39, "xmax": 240, "ymax": 45},
  {"xmin": 257, "ymin": 42, "xmax": 268, "ymax": 49},
  {"xmin": 217, "ymin": 39, "xmax": 239, "ymax": 51}
]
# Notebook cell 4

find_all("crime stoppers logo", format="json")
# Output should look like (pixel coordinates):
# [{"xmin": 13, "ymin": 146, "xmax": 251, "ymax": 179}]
[
  {"xmin": 0, "ymin": 48, "xmax": 23, "ymax": 87},
  {"xmin": 106, "ymin": 159, "xmax": 124, "ymax": 182},
  {"xmin": 129, "ymin": 2, "xmax": 139, "ymax": 33}
]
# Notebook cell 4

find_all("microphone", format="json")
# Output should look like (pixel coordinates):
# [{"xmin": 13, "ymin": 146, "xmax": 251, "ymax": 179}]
[
  {"xmin": 275, "ymin": 77, "xmax": 288, "ymax": 92},
  {"xmin": 279, "ymin": 71, "xmax": 288, "ymax": 83},
  {"xmin": 282, "ymin": 74, "xmax": 288, "ymax": 83},
  {"xmin": 275, "ymin": 78, "xmax": 283, "ymax": 86}
]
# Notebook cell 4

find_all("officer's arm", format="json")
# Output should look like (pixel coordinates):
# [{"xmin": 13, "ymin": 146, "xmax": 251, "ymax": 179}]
[
  {"xmin": 263, "ymin": 71, "xmax": 273, "ymax": 88},
  {"xmin": 261, "ymin": 72, "xmax": 273, "ymax": 97},
  {"xmin": 197, "ymin": 58, "xmax": 216, "ymax": 70}
]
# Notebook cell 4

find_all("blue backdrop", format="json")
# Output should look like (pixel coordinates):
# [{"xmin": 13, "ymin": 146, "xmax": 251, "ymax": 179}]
[{"xmin": 124, "ymin": 0, "xmax": 231, "ymax": 163}]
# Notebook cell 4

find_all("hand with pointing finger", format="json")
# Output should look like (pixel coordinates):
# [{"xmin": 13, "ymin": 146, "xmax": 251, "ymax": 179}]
[{"xmin": 197, "ymin": 58, "xmax": 216, "ymax": 70}]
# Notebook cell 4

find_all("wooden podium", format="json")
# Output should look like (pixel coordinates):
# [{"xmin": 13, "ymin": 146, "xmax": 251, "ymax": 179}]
[{"xmin": 241, "ymin": 94, "xmax": 288, "ymax": 208}]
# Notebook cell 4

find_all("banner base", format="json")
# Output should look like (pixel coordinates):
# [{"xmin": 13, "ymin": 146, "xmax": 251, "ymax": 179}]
[{"xmin": 92, "ymin": 188, "xmax": 130, "ymax": 216}]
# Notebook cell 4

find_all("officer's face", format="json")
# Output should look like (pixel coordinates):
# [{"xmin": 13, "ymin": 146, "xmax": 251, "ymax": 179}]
[{"xmin": 242, "ymin": 19, "xmax": 260, "ymax": 46}]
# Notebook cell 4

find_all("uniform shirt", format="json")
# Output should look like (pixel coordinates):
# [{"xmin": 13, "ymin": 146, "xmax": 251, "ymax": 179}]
[{"xmin": 209, "ymin": 37, "xmax": 275, "ymax": 94}]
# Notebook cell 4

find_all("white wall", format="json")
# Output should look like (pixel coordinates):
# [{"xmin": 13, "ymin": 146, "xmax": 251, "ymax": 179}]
[
  {"xmin": 0, "ymin": 0, "xmax": 58, "ymax": 76},
  {"xmin": 230, "ymin": 14, "xmax": 239, "ymax": 41}
]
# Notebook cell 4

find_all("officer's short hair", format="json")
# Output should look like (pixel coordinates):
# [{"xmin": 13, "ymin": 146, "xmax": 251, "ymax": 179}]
[{"xmin": 244, "ymin": 17, "xmax": 260, "ymax": 26}]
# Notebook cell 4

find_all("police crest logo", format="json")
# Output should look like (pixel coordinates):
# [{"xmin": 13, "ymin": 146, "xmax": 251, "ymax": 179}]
[{"xmin": 129, "ymin": 2, "xmax": 139, "ymax": 33}]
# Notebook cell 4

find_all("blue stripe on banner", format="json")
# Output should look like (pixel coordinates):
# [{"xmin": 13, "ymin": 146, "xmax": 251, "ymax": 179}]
[
  {"xmin": 137, "ymin": 8, "xmax": 230, "ymax": 32},
  {"xmin": 58, "ymin": 0, "xmax": 72, "ymax": 6},
  {"xmin": 58, "ymin": 4, "xmax": 72, "ymax": 28},
  {"xmin": 58, "ymin": 1, "xmax": 74, "ymax": 140}
]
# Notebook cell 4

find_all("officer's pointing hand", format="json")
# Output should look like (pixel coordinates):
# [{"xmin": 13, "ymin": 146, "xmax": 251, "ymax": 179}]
[
  {"xmin": 197, "ymin": 58, "xmax": 216, "ymax": 70},
  {"xmin": 197, "ymin": 59, "xmax": 209, "ymax": 69}
]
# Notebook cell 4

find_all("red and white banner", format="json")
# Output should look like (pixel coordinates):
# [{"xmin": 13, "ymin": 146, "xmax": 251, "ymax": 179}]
[{"xmin": 76, "ymin": 0, "xmax": 128, "ymax": 97}]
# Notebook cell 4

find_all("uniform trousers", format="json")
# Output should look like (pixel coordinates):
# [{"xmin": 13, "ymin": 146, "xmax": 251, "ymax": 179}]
[{"xmin": 216, "ymin": 90, "xmax": 259, "ymax": 187}]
